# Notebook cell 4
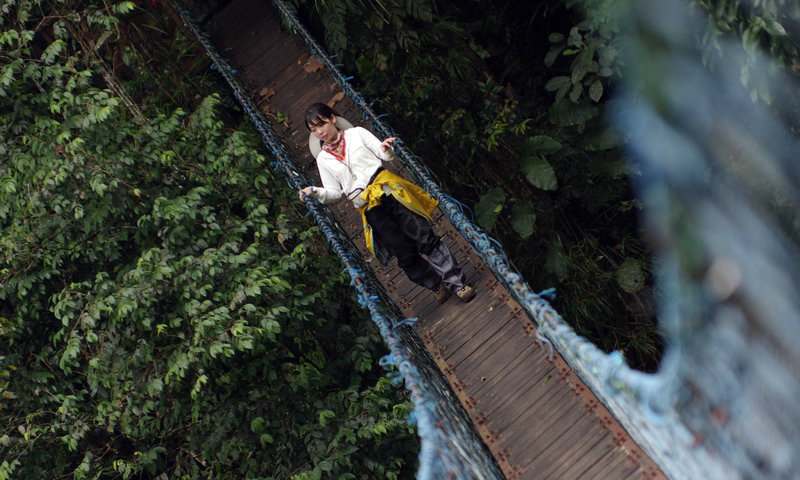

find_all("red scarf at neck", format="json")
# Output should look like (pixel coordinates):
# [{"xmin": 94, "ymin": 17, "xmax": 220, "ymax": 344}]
[{"xmin": 322, "ymin": 131, "xmax": 346, "ymax": 162}]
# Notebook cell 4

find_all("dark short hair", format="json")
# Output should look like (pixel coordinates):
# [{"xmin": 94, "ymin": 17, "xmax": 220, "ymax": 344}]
[{"xmin": 305, "ymin": 103, "xmax": 340, "ymax": 130}]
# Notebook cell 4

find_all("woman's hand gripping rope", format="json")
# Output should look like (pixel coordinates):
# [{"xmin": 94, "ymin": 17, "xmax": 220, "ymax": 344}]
[
  {"xmin": 298, "ymin": 186, "xmax": 314, "ymax": 202},
  {"xmin": 381, "ymin": 137, "xmax": 397, "ymax": 152}
]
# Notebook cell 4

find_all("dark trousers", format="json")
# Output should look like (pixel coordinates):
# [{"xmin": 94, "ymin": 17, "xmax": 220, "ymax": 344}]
[{"xmin": 365, "ymin": 195, "xmax": 465, "ymax": 292}]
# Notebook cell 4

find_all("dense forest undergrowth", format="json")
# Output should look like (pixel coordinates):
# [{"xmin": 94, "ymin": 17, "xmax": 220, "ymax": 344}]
[
  {"xmin": 2, "ymin": 0, "xmax": 799, "ymax": 478},
  {"xmin": 1, "ymin": 1, "xmax": 418, "ymax": 479}
]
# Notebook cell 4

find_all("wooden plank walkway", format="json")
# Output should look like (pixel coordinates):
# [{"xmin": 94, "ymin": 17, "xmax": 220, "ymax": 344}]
[{"xmin": 203, "ymin": 1, "xmax": 666, "ymax": 478}]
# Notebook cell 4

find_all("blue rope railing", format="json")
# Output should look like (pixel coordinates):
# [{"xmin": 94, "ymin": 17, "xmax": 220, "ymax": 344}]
[{"xmin": 174, "ymin": 3, "xmax": 504, "ymax": 479}]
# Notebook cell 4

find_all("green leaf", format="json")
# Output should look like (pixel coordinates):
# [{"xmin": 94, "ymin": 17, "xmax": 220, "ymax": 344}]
[
  {"xmin": 544, "ymin": 45, "xmax": 564, "ymax": 67},
  {"xmin": 475, "ymin": 187, "xmax": 506, "ymax": 230},
  {"xmin": 318, "ymin": 409, "xmax": 336, "ymax": 426},
  {"xmin": 259, "ymin": 433, "xmax": 274, "ymax": 446},
  {"xmin": 570, "ymin": 49, "xmax": 594, "ymax": 85},
  {"xmin": 520, "ymin": 155, "xmax": 558, "ymax": 191},
  {"xmin": 589, "ymin": 79, "xmax": 604, "ymax": 102},
  {"xmin": 569, "ymin": 83, "xmax": 583, "ymax": 102},
  {"xmin": 112, "ymin": 1, "xmax": 136, "ymax": 14},
  {"xmin": 251, "ymin": 417, "xmax": 266, "ymax": 433},
  {"xmin": 0, "ymin": 30, "xmax": 20, "ymax": 48},
  {"xmin": 1, "ymin": 176, "xmax": 16, "ymax": 194},
  {"xmin": 190, "ymin": 374, "xmax": 207, "ymax": 399},
  {"xmin": 582, "ymin": 128, "xmax": 623, "ymax": 151},
  {"xmin": 511, "ymin": 201, "xmax": 537, "ymax": 239},
  {"xmin": 548, "ymin": 98, "xmax": 599, "ymax": 126},
  {"xmin": 544, "ymin": 75, "xmax": 570, "ymax": 92},
  {"xmin": 40, "ymin": 39, "xmax": 65, "ymax": 64},
  {"xmin": 0, "ymin": 459, "xmax": 21, "ymax": 480},
  {"xmin": 523, "ymin": 135, "xmax": 562, "ymax": 155},
  {"xmin": 567, "ymin": 27, "xmax": 582, "ymax": 47},
  {"xmin": 765, "ymin": 20, "xmax": 787, "ymax": 36}
]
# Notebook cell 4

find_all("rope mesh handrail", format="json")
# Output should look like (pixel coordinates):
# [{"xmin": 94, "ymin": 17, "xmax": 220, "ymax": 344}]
[{"xmin": 174, "ymin": 2, "xmax": 504, "ymax": 478}]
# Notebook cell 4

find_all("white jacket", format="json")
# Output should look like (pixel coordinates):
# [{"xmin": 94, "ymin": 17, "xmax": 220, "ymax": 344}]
[{"xmin": 311, "ymin": 127, "xmax": 393, "ymax": 206}]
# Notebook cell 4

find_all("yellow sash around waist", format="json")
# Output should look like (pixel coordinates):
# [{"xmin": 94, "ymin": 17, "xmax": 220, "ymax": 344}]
[{"xmin": 358, "ymin": 169, "xmax": 439, "ymax": 257}]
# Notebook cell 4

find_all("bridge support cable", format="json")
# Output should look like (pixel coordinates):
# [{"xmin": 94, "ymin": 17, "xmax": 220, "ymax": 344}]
[{"xmin": 173, "ymin": 2, "xmax": 505, "ymax": 479}]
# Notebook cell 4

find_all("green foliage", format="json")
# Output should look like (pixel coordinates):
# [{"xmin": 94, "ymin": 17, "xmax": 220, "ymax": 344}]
[
  {"xmin": 547, "ymin": 98, "xmax": 600, "ymax": 127},
  {"xmin": 510, "ymin": 201, "xmax": 537, "ymax": 239},
  {"xmin": 690, "ymin": 0, "xmax": 800, "ymax": 102},
  {"xmin": 520, "ymin": 136, "xmax": 560, "ymax": 191},
  {"xmin": 307, "ymin": 0, "xmax": 434, "ymax": 65},
  {"xmin": 520, "ymin": 155, "xmax": 558, "ymax": 191},
  {"xmin": 0, "ymin": 2, "xmax": 417, "ymax": 479},
  {"xmin": 544, "ymin": 0, "xmax": 623, "ymax": 108},
  {"xmin": 475, "ymin": 187, "xmax": 506, "ymax": 230}
]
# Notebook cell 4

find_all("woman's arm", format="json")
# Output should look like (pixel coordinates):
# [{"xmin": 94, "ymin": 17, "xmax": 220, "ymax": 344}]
[
  {"xmin": 356, "ymin": 127, "xmax": 396, "ymax": 162},
  {"xmin": 298, "ymin": 161, "xmax": 344, "ymax": 204}
]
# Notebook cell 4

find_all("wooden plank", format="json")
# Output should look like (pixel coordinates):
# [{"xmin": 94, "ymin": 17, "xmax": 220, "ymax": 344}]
[
  {"xmin": 569, "ymin": 443, "xmax": 622, "ymax": 479},
  {"xmin": 520, "ymin": 420, "xmax": 591, "ymax": 477},
  {"xmin": 206, "ymin": 0, "xmax": 274, "ymax": 44},
  {"xmin": 450, "ymin": 316, "xmax": 536, "ymax": 378},
  {"xmin": 238, "ymin": 31, "xmax": 300, "ymax": 76},
  {"xmin": 472, "ymin": 353, "xmax": 556, "ymax": 416},
  {"xmin": 445, "ymin": 310, "xmax": 529, "ymax": 369},
  {"xmin": 260, "ymin": 68, "xmax": 323, "ymax": 110},
  {"xmin": 448, "ymin": 339, "xmax": 541, "ymax": 411},
  {"xmin": 551, "ymin": 429, "xmax": 616, "ymax": 479},
  {"xmin": 209, "ymin": 13, "xmax": 283, "ymax": 71},
  {"xmin": 494, "ymin": 376, "xmax": 575, "ymax": 443},
  {"xmin": 429, "ymin": 289, "xmax": 514, "ymax": 352},
  {"xmin": 436, "ymin": 317, "xmax": 514, "ymax": 374},
  {"xmin": 465, "ymin": 336, "xmax": 547, "ymax": 401},
  {"xmin": 583, "ymin": 443, "xmax": 637, "ymax": 480},
  {"xmin": 523, "ymin": 409, "xmax": 607, "ymax": 478}
]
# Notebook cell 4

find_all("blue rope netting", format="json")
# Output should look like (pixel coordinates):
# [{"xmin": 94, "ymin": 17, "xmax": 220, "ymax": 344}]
[{"xmin": 174, "ymin": 2, "xmax": 504, "ymax": 479}]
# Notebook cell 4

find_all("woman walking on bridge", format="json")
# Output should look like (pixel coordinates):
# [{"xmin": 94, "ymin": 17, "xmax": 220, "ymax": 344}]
[{"xmin": 298, "ymin": 103, "xmax": 475, "ymax": 303}]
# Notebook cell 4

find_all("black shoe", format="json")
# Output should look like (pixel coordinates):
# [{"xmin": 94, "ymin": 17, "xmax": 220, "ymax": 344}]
[
  {"xmin": 455, "ymin": 285, "xmax": 475, "ymax": 302},
  {"xmin": 433, "ymin": 283, "xmax": 450, "ymax": 303}
]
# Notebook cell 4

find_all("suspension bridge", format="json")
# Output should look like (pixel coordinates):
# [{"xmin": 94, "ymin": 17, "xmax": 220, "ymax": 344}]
[{"xmin": 175, "ymin": 0, "xmax": 800, "ymax": 479}]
